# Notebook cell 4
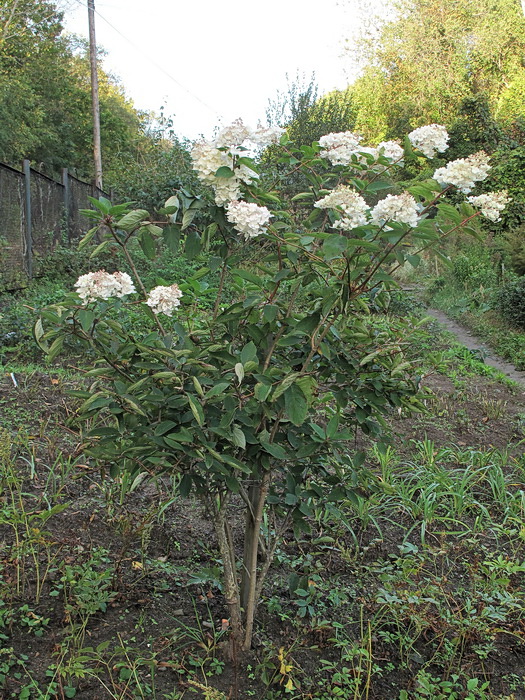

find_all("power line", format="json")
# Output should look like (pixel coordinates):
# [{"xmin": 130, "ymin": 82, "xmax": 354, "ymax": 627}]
[{"xmin": 67, "ymin": 0, "xmax": 223, "ymax": 119}]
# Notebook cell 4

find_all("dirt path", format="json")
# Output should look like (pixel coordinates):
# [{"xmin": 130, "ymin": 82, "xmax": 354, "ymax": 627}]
[{"xmin": 427, "ymin": 308, "xmax": 525, "ymax": 389}]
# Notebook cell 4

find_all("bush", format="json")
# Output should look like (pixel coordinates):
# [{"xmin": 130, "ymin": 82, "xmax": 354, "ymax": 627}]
[
  {"xmin": 450, "ymin": 246, "xmax": 498, "ymax": 289},
  {"xmin": 495, "ymin": 277, "xmax": 525, "ymax": 330},
  {"xmin": 499, "ymin": 226, "xmax": 525, "ymax": 276}
]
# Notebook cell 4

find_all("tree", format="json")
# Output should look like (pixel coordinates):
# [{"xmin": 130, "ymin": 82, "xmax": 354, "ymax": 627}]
[
  {"xmin": 0, "ymin": 1, "xmax": 166, "ymax": 185},
  {"xmin": 349, "ymin": 0, "xmax": 525, "ymax": 139},
  {"xmin": 266, "ymin": 73, "xmax": 356, "ymax": 147}
]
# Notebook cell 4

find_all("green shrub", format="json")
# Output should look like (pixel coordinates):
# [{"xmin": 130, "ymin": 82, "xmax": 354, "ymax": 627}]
[
  {"xmin": 495, "ymin": 277, "xmax": 525, "ymax": 330},
  {"xmin": 451, "ymin": 246, "xmax": 498, "ymax": 289},
  {"xmin": 499, "ymin": 226, "xmax": 525, "ymax": 276}
]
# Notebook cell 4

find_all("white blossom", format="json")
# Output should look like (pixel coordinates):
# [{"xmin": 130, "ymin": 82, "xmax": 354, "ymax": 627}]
[
  {"xmin": 251, "ymin": 124, "xmax": 285, "ymax": 147},
  {"xmin": 467, "ymin": 190, "xmax": 511, "ymax": 222},
  {"xmin": 408, "ymin": 124, "xmax": 449, "ymax": 158},
  {"xmin": 192, "ymin": 122, "xmax": 265, "ymax": 206},
  {"xmin": 191, "ymin": 141, "xmax": 234, "ymax": 184},
  {"xmin": 318, "ymin": 131, "xmax": 362, "ymax": 166},
  {"xmin": 433, "ymin": 151, "xmax": 491, "ymax": 193},
  {"xmin": 113, "ymin": 272, "xmax": 136, "ymax": 296},
  {"xmin": 371, "ymin": 192, "xmax": 420, "ymax": 228},
  {"xmin": 314, "ymin": 186, "xmax": 369, "ymax": 230},
  {"xmin": 214, "ymin": 178, "xmax": 243, "ymax": 207},
  {"xmin": 74, "ymin": 270, "xmax": 136, "ymax": 303},
  {"xmin": 226, "ymin": 200, "xmax": 272, "ymax": 239},
  {"xmin": 377, "ymin": 140, "xmax": 404, "ymax": 162},
  {"xmin": 215, "ymin": 118, "xmax": 252, "ymax": 150},
  {"xmin": 145, "ymin": 284, "xmax": 183, "ymax": 317}
]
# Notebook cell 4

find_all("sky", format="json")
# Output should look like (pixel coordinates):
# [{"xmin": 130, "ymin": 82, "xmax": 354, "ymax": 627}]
[{"xmin": 61, "ymin": 0, "xmax": 368, "ymax": 141}]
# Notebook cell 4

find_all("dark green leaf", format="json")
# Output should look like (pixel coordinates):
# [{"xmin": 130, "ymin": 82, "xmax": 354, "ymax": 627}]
[
  {"xmin": 322, "ymin": 234, "xmax": 348, "ymax": 260},
  {"xmin": 185, "ymin": 230, "xmax": 202, "ymax": 258},
  {"xmin": 284, "ymin": 384, "xmax": 307, "ymax": 426}
]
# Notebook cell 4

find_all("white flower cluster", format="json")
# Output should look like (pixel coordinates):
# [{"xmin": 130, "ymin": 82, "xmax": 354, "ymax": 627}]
[
  {"xmin": 250, "ymin": 125, "xmax": 285, "ymax": 146},
  {"xmin": 314, "ymin": 186, "xmax": 369, "ymax": 230},
  {"xmin": 318, "ymin": 131, "xmax": 363, "ymax": 166},
  {"xmin": 226, "ymin": 200, "xmax": 272, "ymax": 239},
  {"xmin": 319, "ymin": 132, "xmax": 407, "ymax": 168},
  {"xmin": 408, "ymin": 124, "xmax": 449, "ymax": 158},
  {"xmin": 191, "ymin": 141, "xmax": 244, "ymax": 205},
  {"xmin": 371, "ymin": 192, "xmax": 420, "ymax": 228},
  {"xmin": 467, "ymin": 191, "xmax": 511, "ymax": 222},
  {"xmin": 378, "ymin": 140, "xmax": 404, "ymax": 162},
  {"xmin": 215, "ymin": 119, "xmax": 253, "ymax": 151},
  {"xmin": 74, "ymin": 270, "xmax": 135, "ymax": 303},
  {"xmin": 192, "ymin": 120, "xmax": 284, "ymax": 205},
  {"xmin": 145, "ymin": 284, "xmax": 183, "ymax": 317},
  {"xmin": 433, "ymin": 152, "xmax": 491, "ymax": 194}
]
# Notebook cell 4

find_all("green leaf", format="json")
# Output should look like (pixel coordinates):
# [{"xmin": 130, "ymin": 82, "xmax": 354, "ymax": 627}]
[
  {"xmin": 162, "ymin": 224, "xmax": 181, "ymax": 252},
  {"xmin": 78, "ymin": 226, "xmax": 98, "ymax": 250},
  {"xmin": 47, "ymin": 336, "xmax": 64, "ymax": 362},
  {"xmin": 322, "ymin": 234, "xmax": 348, "ymax": 260},
  {"xmin": 165, "ymin": 194, "xmax": 180, "ymax": 211},
  {"xmin": 326, "ymin": 413, "xmax": 340, "ymax": 439},
  {"xmin": 260, "ymin": 440, "xmax": 287, "ymax": 460},
  {"xmin": 116, "ymin": 209, "xmax": 149, "ymax": 232},
  {"xmin": 180, "ymin": 474, "xmax": 192, "ymax": 497},
  {"xmin": 138, "ymin": 228, "xmax": 156, "ymax": 260},
  {"xmin": 231, "ymin": 268, "xmax": 264, "ymax": 287},
  {"xmin": 87, "ymin": 195, "xmax": 112, "ymax": 213},
  {"xmin": 187, "ymin": 395, "xmax": 204, "ymax": 426},
  {"xmin": 80, "ymin": 392, "xmax": 110, "ymax": 412},
  {"xmin": 296, "ymin": 375, "xmax": 316, "ymax": 404},
  {"xmin": 254, "ymin": 382, "xmax": 272, "ymax": 402},
  {"xmin": 34, "ymin": 318, "xmax": 45, "ymax": 345},
  {"xmin": 77, "ymin": 310, "xmax": 95, "ymax": 333},
  {"xmin": 291, "ymin": 192, "xmax": 314, "ymax": 201},
  {"xmin": 192, "ymin": 376, "xmax": 204, "ymax": 397},
  {"xmin": 406, "ymin": 254, "xmax": 421, "ymax": 267},
  {"xmin": 240, "ymin": 341, "xmax": 257, "ymax": 364},
  {"xmin": 89, "ymin": 240, "xmax": 111, "ymax": 259},
  {"xmin": 231, "ymin": 425, "xmax": 246, "ymax": 449},
  {"xmin": 122, "ymin": 395, "xmax": 147, "ymax": 416},
  {"xmin": 185, "ymin": 229, "xmax": 201, "ymax": 258},
  {"xmin": 164, "ymin": 428, "xmax": 193, "ymax": 443},
  {"xmin": 272, "ymin": 372, "xmax": 301, "ymax": 401},
  {"xmin": 235, "ymin": 363, "xmax": 244, "ymax": 384},
  {"xmin": 215, "ymin": 166, "xmax": 235, "ymax": 178},
  {"xmin": 263, "ymin": 305, "xmax": 279, "ymax": 322},
  {"xmin": 284, "ymin": 384, "xmax": 307, "ymax": 426},
  {"xmin": 437, "ymin": 202, "xmax": 462, "ymax": 225},
  {"xmin": 154, "ymin": 421, "xmax": 177, "ymax": 435},
  {"xmin": 206, "ymin": 382, "xmax": 231, "ymax": 398},
  {"xmin": 182, "ymin": 209, "xmax": 197, "ymax": 231}
]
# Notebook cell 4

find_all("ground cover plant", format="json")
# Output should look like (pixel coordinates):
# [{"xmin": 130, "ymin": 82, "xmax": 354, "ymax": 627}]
[{"xmin": 2, "ymin": 121, "xmax": 523, "ymax": 697}]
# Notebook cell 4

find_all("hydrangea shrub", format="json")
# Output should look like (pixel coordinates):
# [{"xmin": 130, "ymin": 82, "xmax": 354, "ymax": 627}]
[{"xmin": 36, "ymin": 120, "xmax": 510, "ymax": 657}]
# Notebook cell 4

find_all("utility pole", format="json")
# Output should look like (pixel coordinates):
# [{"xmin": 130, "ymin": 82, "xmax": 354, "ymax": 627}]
[{"xmin": 88, "ymin": 0, "xmax": 103, "ymax": 190}]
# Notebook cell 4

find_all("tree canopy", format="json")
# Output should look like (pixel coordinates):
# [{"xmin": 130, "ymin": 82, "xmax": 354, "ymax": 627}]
[
  {"xmin": 348, "ymin": 0, "xmax": 525, "ymax": 141},
  {"xmin": 0, "ymin": 0, "xmax": 171, "ymax": 189}
]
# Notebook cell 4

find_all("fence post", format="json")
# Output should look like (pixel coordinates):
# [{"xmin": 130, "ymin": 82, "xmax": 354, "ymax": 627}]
[
  {"xmin": 62, "ymin": 168, "xmax": 70, "ymax": 243},
  {"xmin": 22, "ymin": 159, "xmax": 32, "ymax": 279}
]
